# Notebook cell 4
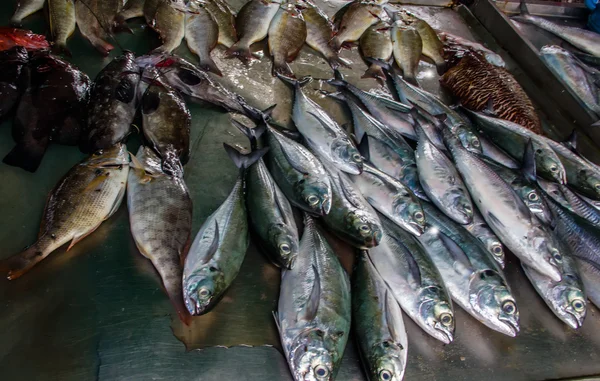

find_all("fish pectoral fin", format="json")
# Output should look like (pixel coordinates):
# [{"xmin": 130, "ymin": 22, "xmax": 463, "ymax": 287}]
[
  {"xmin": 299, "ymin": 264, "xmax": 321, "ymax": 323},
  {"xmin": 200, "ymin": 221, "xmax": 220, "ymax": 265},
  {"xmin": 272, "ymin": 311, "xmax": 281, "ymax": 332},
  {"xmin": 83, "ymin": 173, "xmax": 110, "ymax": 193},
  {"xmin": 306, "ymin": 111, "xmax": 338, "ymax": 138},
  {"xmin": 438, "ymin": 231, "xmax": 473, "ymax": 272},
  {"xmin": 486, "ymin": 212, "xmax": 505, "ymax": 229},
  {"xmin": 384, "ymin": 288, "xmax": 405, "ymax": 343},
  {"xmin": 67, "ymin": 225, "xmax": 102, "ymax": 251},
  {"xmin": 106, "ymin": 186, "xmax": 126, "ymax": 219}
]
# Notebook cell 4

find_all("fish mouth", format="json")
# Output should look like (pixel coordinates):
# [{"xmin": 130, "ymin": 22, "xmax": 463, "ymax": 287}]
[
  {"xmin": 498, "ymin": 317, "xmax": 520, "ymax": 337},
  {"xmin": 320, "ymin": 197, "xmax": 332, "ymax": 215},
  {"xmin": 433, "ymin": 322, "xmax": 453, "ymax": 344},
  {"xmin": 564, "ymin": 311, "xmax": 584, "ymax": 329},
  {"xmin": 407, "ymin": 222, "xmax": 424, "ymax": 237}
]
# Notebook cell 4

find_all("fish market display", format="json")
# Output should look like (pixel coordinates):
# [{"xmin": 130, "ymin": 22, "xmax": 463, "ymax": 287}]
[
  {"xmin": 185, "ymin": 4, "xmax": 221, "ymax": 76},
  {"xmin": 227, "ymin": 0, "xmax": 280, "ymax": 62},
  {"xmin": 278, "ymin": 75, "xmax": 363, "ymax": 174},
  {"xmin": 0, "ymin": 47, "xmax": 29, "ymax": 119},
  {"xmin": 10, "ymin": 0, "xmax": 45, "ymax": 26},
  {"xmin": 75, "ymin": 0, "xmax": 116, "ymax": 56},
  {"xmin": 441, "ymin": 51, "xmax": 542, "ymax": 134},
  {"xmin": 127, "ymin": 146, "xmax": 192, "ymax": 325},
  {"xmin": 276, "ymin": 215, "xmax": 351, "ymax": 381},
  {"xmin": 80, "ymin": 52, "xmax": 139, "ymax": 153},
  {"xmin": 390, "ymin": 19, "xmax": 422, "ymax": 86},
  {"xmin": 331, "ymin": 0, "xmax": 384, "ymax": 51},
  {"xmin": 301, "ymin": 1, "xmax": 349, "ymax": 70},
  {"xmin": 360, "ymin": 22, "xmax": 393, "ymax": 81},
  {"xmin": 370, "ymin": 215, "xmax": 455, "ymax": 343},
  {"xmin": 0, "ymin": 27, "xmax": 50, "ymax": 51},
  {"xmin": 4, "ymin": 50, "xmax": 90, "ymax": 172},
  {"xmin": 398, "ymin": 10, "xmax": 446, "ymax": 75},
  {"xmin": 203, "ymin": 0, "xmax": 237, "ymax": 49},
  {"xmin": 418, "ymin": 202, "xmax": 520, "ymax": 337},
  {"xmin": 2, "ymin": 144, "xmax": 129, "ymax": 280},
  {"xmin": 47, "ymin": 0, "xmax": 76, "ymax": 55},
  {"xmin": 353, "ymin": 252, "xmax": 408, "ymax": 381},
  {"xmin": 268, "ymin": 3, "xmax": 307, "ymax": 77},
  {"xmin": 183, "ymin": 144, "xmax": 266, "ymax": 315}
]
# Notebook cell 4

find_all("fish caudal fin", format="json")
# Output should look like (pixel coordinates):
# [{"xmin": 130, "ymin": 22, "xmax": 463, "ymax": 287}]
[
  {"xmin": 199, "ymin": 57, "xmax": 223, "ymax": 77},
  {"xmin": 52, "ymin": 42, "xmax": 72, "ymax": 58},
  {"xmin": 275, "ymin": 72, "xmax": 312, "ymax": 88},
  {"xmin": 1, "ymin": 242, "xmax": 49, "ymax": 280},
  {"xmin": 272, "ymin": 56, "xmax": 294, "ymax": 78},
  {"xmin": 3, "ymin": 142, "xmax": 47, "ymax": 172},
  {"xmin": 519, "ymin": 0, "xmax": 530, "ymax": 15},
  {"xmin": 225, "ymin": 42, "xmax": 254, "ymax": 63},
  {"xmin": 223, "ymin": 143, "xmax": 269, "ymax": 169},
  {"xmin": 327, "ymin": 55, "xmax": 351, "ymax": 70},
  {"xmin": 435, "ymin": 60, "xmax": 448, "ymax": 75}
]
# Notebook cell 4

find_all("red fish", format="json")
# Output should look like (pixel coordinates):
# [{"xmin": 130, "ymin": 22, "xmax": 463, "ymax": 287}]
[{"xmin": 0, "ymin": 27, "xmax": 50, "ymax": 51}]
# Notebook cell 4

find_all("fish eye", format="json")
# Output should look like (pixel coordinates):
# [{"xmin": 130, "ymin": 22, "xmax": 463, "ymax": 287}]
[
  {"xmin": 502, "ymin": 300, "xmax": 516, "ymax": 315},
  {"xmin": 198, "ymin": 287, "xmax": 211, "ymax": 298},
  {"xmin": 595, "ymin": 183, "xmax": 600, "ymax": 191},
  {"xmin": 528, "ymin": 192, "xmax": 539, "ymax": 201},
  {"xmin": 94, "ymin": 150, "xmax": 103, "ymax": 156},
  {"xmin": 359, "ymin": 224, "xmax": 371, "ymax": 234},
  {"xmin": 572, "ymin": 299, "xmax": 585, "ymax": 312},
  {"xmin": 279, "ymin": 243, "xmax": 291, "ymax": 254},
  {"xmin": 379, "ymin": 369, "xmax": 393, "ymax": 381},
  {"xmin": 492, "ymin": 244, "xmax": 503, "ymax": 256},
  {"xmin": 471, "ymin": 137, "xmax": 480, "ymax": 147},
  {"xmin": 352, "ymin": 153, "xmax": 362, "ymax": 162},
  {"xmin": 307, "ymin": 195, "xmax": 320, "ymax": 206},
  {"xmin": 440, "ymin": 313, "xmax": 453, "ymax": 326},
  {"xmin": 550, "ymin": 165, "xmax": 558, "ymax": 172},
  {"xmin": 551, "ymin": 249, "xmax": 562, "ymax": 262},
  {"xmin": 314, "ymin": 365, "xmax": 329, "ymax": 378},
  {"xmin": 414, "ymin": 211, "xmax": 425, "ymax": 222}
]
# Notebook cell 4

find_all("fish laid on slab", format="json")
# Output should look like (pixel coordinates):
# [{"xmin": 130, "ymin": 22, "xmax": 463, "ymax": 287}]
[
  {"xmin": 399, "ymin": 10, "xmax": 445, "ymax": 74},
  {"xmin": 331, "ymin": 1, "xmax": 384, "ymax": 51},
  {"xmin": 268, "ymin": 4, "xmax": 307, "ymax": 77},
  {"xmin": 150, "ymin": 0, "xmax": 185, "ymax": 53},
  {"xmin": 390, "ymin": 20, "xmax": 422, "ymax": 86},
  {"xmin": 185, "ymin": 4, "xmax": 222, "ymax": 76},
  {"xmin": 464, "ymin": 209, "xmax": 506, "ymax": 268},
  {"xmin": 75, "ymin": 0, "xmax": 115, "ymax": 56}
]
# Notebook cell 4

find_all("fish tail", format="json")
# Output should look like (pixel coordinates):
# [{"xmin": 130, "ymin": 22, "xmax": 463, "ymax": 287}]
[
  {"xmin": 404, "ymin": 74, "xmax": 419, "ymax": 87},
  {"xmin": 231, "ymin": 119, "xmax": 266, "ymax": 149},
  {"xmin": 9, "ymin": 17, "xmax": 23, "ymax": 28},
  {"xmin": 87, "ymin": 37, "xmax": 115, "ymax": 57},
  {"xmin": 326, "ymin": 68, "xmax": 347, "ymax": 87},
  {"xmin": 162, "ymin": 154, "xmax": 185, "ymax": 178},
  {"xmin": 275, "ymin": 72, "xmax": 312, "ymax": 88},
  {"xmin": 361, "ymin": 64, "xmax": 386, "ymax": 83},
  {"xmin": 330, "ymin": 36, "xmax": 343, "ymax": 52},
  {"xmin": 51, "ymin": 42, "xmax": 72, "ymax": 58},
  {"xmin": 223, "ymin": 143, "xmax": 269, "ymax": 169},
  {"xmin": 1, "ymin": 241, "xmax": 49, "ymax": 280},
  {"xmin": 112, "ymin": 17, "xmax": 134, "ymax": 35},
  {"xmin": 327, "ymin": 54, "xmax": 352, "ymax": 70},
  {"xmin": 157, "ymin": 263, "xmax": 193, "ymax": 326},
  {"xmin": 198, "ymin": 57, "xmax": 223, "ymax": 77},
  {"xmin": 3, "ymin": 142, "xmax": 47, "ymax": 172},
  {"xmin": 519, "ymin": 0, "xmax": 530, "ymax": 15},
  {"xmin": 271, "ymin": 56, "xmax": 294, "ymax": 78},
  {"xmin": 225, "ymin": 41, "xmax": 253, "ymax": 62}
]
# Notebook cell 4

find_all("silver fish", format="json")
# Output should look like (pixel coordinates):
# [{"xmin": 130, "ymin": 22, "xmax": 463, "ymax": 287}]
[
  {"xmin": 464, "ymin": 209, "xmax": 506, "ymax": 268},
  {"xmin": 537, "ymin": 178, "xmax": 600, "ymax": 229}
]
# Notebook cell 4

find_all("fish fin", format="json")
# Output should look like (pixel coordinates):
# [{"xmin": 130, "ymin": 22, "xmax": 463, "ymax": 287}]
[
  {"xmin": 361, "ymin": 65, "xmax": 386, "ymax": 83},
  {"xmin": 486, "ymin": 212, "xmax": 504, "ymax": 229},
  {"xmin": 1, "ymin": 239, "xmax": 51, "ymax": 280},
  {"xmin": 67, "ymin": 222, "xmax": 101, "ymax": 251},
  {"xmin": 483, "ymin": 98, "xmax": 497, "ymax": 116},
  {"xmin": 3, "ymin": 142, "xmax": 47, "ymax": 172},
  {"xmin": 279, "ymin": 142, "xmax": 309, "ymax": 175},
  {"xmin": 223, "ymin": 143, "xmax": 269, "ymax": 169},
  {"xmin": 272, "ymin": 311, "xmax": 281, "ymax": 332},
  {"xmin": 225, "ymin": 42, "xmax": 254, "ymax": 62},
  {"xmin": 163, "ymin": 154, "xmax": 185, "ymax": 178},
  {"xmin": 276, "ymin": 73, "xmax": 312, "ymax": 88},
  {"xmin": 326, "ymin": 69, "xmax": 347, "ymax": 87},
  {"xmin": 592, "ymin": 120, "xmax": 600, "ymax": 128},
  {"xmin": 306, "ymin": 111, "xmax": 338, "ymax": 137},
  {"xmin": 199, "ymin": 57, "xmax": 223, "ymax": 77},
  {"xmin": 327, "ymin": 55, "xmax": 352, "ymax": 70},
  {"xmin": 51, "ymin": 43, "xmax": 72, "ymax": 58},
  {"xmin": 87, "ymin": 38, "xmax": 115, "ymax": 56},
  {"xmin": 521, "ymin": 139, "xmax": 537, "ymax": 183},
  {"xmin": 299, "ymin": 264, "xmax": 321, "ymax": 322},
  {"xmin": 357, "ymin": 135, "xmax": 370, "ymax": 161},
  {"xmin": 519, "ymin": 0, "xmax": 530, "ymax": 15},
  {"xmin": 106, "ymin": 185, "xmax": 126, "ymax": 219},
  {"xmin": 438, "ymin": 231, "xmax": 472, "ymax": 272},
  {"xmin": 201, "ymin": 221, "xmax": 220, "ymax": 265},
  {"xmin": 563, "ymin": 130, "xmax": 578, "ymax": 152},
  {"xmin": 271, "ymin": 178, "xmax": 290, "ymax": 225},
  {"xmin": 261, "ymin": 105, "xmax": 277, "ymax": 118},
  {"xmin": 113, "ymin": 18, "xmax": 134, "ymax": 35},
  {"xmin": 384, "ymin": 288, "xmax": 404, "ymax": 344},
  {"xmin": 435, "ymin": 60, "xmax": 447, "ymax": 76},
  {"xmin": 384, "ymin": 7, "xmax": 399, "ymax": 21},
  {"xmin": 272, "ymin": 58, "xmax": 294, "ymax": 78},
  {"xmin": 388, "ymin": 235, "xmax": 422, "ymax": 285},
  {"xmin": 321, "ymin": 90, "xmax": 346, "ymax": 102},
  {"xmin": 231, "ymin": 119, "xmax": 266, "ymax": 149},
  {"xmin": 83, "ymin": 173, "xmax": 111, "ymax": 194},
  {"xmin": 380, "ymin": 96, "xmax": 413, "ymax": 113},
  {"xmin": 338, "ymin": 173, "xmax": 363, "ymax": 209},
  {"xmin": 364, "ymin": 57, "xmax": 391, "ymax": 70}
]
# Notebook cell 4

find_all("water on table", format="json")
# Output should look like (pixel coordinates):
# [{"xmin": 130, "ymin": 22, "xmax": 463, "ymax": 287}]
[{"xmin": 1, "ymin": 1, "xmax": 600, "ymax": 380}]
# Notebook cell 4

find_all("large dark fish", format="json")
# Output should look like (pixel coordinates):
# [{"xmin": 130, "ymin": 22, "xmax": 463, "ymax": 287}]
[
  {"xmin": 4, "ymin": 51, "xmax": 90, "ymax": 172},
  {"xmin": 441, "ymin": 51, "xmax": 542, "ymax": 135},
  {"xmin": 80, "ymin": 52, "xmax": 140, "ymax": 153},
  {"xmin": 0, "ymin": 46, "xmax": 29, "ymax": 119},
  {"xmin": 2, "ymin": 144, "xmax": 129, "ymax": 280}
]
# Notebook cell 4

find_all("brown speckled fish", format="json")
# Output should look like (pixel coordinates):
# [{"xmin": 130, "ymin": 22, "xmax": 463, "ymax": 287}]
[
  {"xmin": 360, "ymin": 22, "xmax": 392, "ymax": 82},
  {"xmin": 268, "ymin": 3, "xmax": 307, "ymax": 77},
  {"xmin": 185, "ymin": 4, "xmax": 222, "ymax": 76},
  {"xmin": 399, "ymin": 10, "xmax": 445, "ymax": 75},
  {"xmin": 10, "ymin": 0, "xmax": 45, "ymax": 26},
  {"xmin": 332, "ymin": 1, "xmax": 384, "ymax": 52},
  {"xmin": 75, "ymin": 0, "xmax": 115, "ymax": 56},
  {"xmin": 391, "ymin": 21, "xmax": 422, "ymax": 86},
  {"xmin": 150, "ymin": 0, "xmax": 185, "ymax": 53},
  {"xmin": 116, "ymin": 0, "xmax": 146, "ymax": 24},
  {"xmin": 204, "ymin": 0, "xmax": 237, "ymax": 49},
  {"xmin": 2, "ymin": 144, "xmax": 129, "ymax": 280}
]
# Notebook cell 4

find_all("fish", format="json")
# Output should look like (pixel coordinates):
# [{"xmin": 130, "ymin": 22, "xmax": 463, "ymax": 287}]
[
  {"xmin": 150, "ymin": 0, "xmax": 185, "ymax": 53},
  {"xmin": 540, "ymin": 46, "xmax": 600, "ymax": 118},
  {"xmin": 185, "ymin": 4, "xmax": 222, "ymax": 76},
  {"xmin": 47, "ymin": 0, "xmax": 76, "ymax": 56},
  {"xmin": 127, "ymin": 146, "xmax": 192, "ymax": 325},
  {"xmin": 140, "ymin": 68, "xmax": 191, "ymax": 177},
  {"xmin": 443, "ymin": 127, "xmax": 565, "ymax": 282},
  {"xmin": 352, "ymin": 252, "xmax": 408, "ymax": 381},
  {"xmin": 399, "ymin": 10, "xmax": 445, "ymax": 74},
  {"xmin": 327, "ymin": 71, "xmax": 416, "ymax": 140},
  {"xmin": 478, "ymin": 133, "xmax": 520, "ymax": 169},
  {"xmin": 440, "ymin": 51, "xmax": 542, "ymax": 134},
  {"xmin": 351, "ymin": 163, "xmax": 426, "ymax": 236},
  {"xmin": 143, "ymin": 0, "xmax": 160, "ymax": 26},
  {"xmin": 136, "ymin": 54, "xmax": 263, "ymax": 121},
  {"xmin": 74, "ymin": 0, "xmax": 115, "ymax": 56},
  {"xmin": 4, "ymin": 51, "xmax": 90, "ymax": 172},
  {"xmin": 226, "ymin": 0, "xmax": 280, "ymax": 62},
  {"xmin": 276, "ymin": 215, "xmax": 351, "ymax": 381},
  {"xmin": 537, "ymin": 178, "xmax": 600, "ymax": 230},
  {"xmin": 369, "ymin": 215, "xmax": 455, "ymax": 343},
  {"xmin": 513, "ymin": 1, "xmax": 600, "ymax": 57},
  {"xmin": 465, "ymin": 110, "xmax": 566, "ymax": 184},
  {"xmin": 0, "ymin": 27, "xmax": 50, "ymax": 51},
  {"xmin": 418, "ymin": 201, "xmax": 520, "ymax": 337},
  {"xmin": 577, "ymin": 258, "xmax": 600, "ymax": 309},
  {"xmin": 278, "ymin": 75, "xmax": 363, "ymax": 174},
  {"xmin": 360, "ymin": 22, "xmax": 393, "ymax": 82},
  {"xmin": 415, "ymin": 122, "xmax": 473, "ymax": 225},
  {"xmin": 331, "ymin": 1, "xmax": 384, "ymax": 51},
  {"xmin": 268, "ymin": 4, "xmax": 307, "ymax": 77},
  {"xmin": 265, "ymin": 125, "xmax": 332, "ymax": 215},
  {"xmin": 464, "ymin": 209, "xmax": 506, "ymax": 268},
  {"xmin": 80, "ymin": 52, "xmax": 140, "ymax": 153},
  {"xmin": 390, "ymin": 21, "xmax": 422, "ymax": 86},
  {"xmin": 203, "ymin": 0, "xmax": 237, "ymax": 49},
  {"xmin": 438, "ymin": 31, "xmax": 505, "ymax": 68},
  {"xmin": 96, "ymin": 0, "xmax": 129, "ymax": 33},
  {"xmin": 10, "ymin": 0, "xmax": 46, "ymax": 26},
  {"xmin": 116, "ymin": 0, "xmax": 146, "ymax": 23},
  {"xmin": 320, "ymin": 162, "xmax": 382, "ymax": 248},
  {"xmin": 2, "ymin": 144, "xmax": 129, "ymax": 280},
  {"xmin": 183, "ymin": 144, "xmax": 267, "ymax": 315},
  {"xmin": 300, "ymin": 1, "xmax": 349, "ymax": 70},
  {"xmin": 0, "ymin": 46, "xmax": 29, "ymax": 119}
]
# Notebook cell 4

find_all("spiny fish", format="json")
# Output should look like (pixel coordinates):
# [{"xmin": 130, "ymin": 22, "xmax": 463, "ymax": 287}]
[
  {"xmin": 268, "ymin": 3, "xmax": 307, "ymax": 77},
  {"xmin": 276, "ymin": 215, "xmax": 351, "ymax": 381},
  {"xmin": 47, "ymin": 0, "xmax": 76, "ymax": 56},
  {"xmin": 398, "ymin": 10, "xmax": 445, "ymax": 74},
  {"xmin": 127, "ymin": 146, "xmax": 192, "ymax": 325},
  {"xmin": 10, "ymin": 0, "xmax": 46, "ymax": 26},
  {"xmin": 2, "ymin": 144, "xmax": 129, "ymax": 280},
  {"xmin": 185, "ymin": 4, "xmax": 222, "ymax": 76},
  {"xmin": 331, "ymin": 1, "xmax": 384, "ymax": 52},
  {"xmin": 360, "ymin": 22, "xmax": 393, "ymax": 82},
  {"xmin": 203, "ymin": 0, "xmax": 237, "ymax": 49},
  {"xmin": 390, "ymin": 20, "xmax": 422, "ymax": 86}
]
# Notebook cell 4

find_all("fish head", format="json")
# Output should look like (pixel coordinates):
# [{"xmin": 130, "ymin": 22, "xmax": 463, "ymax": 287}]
[
  {"xmin": 484, "ymin": 238, "xmax": 506, "ymax": 268},
  {"xmin": 298, "ymin": 180, "xmax": 332, "ymax": 215},
  {"xmin": 331, "ymin": 138, "xmax": 363, "ymax": 175},
  {"xmin": 369, "ymin": 341, "xmax": 406, "ymax": 381},
  {"xmin": 529, "ymin": 230, "xmax": 565, "ymax": 282},
  {"xmin": 549, "ymin": 279, "xmax": 587, "ymax": 329},
  {"xmin": 267, "ymin": 224, "xmax": 299, "ymax": 268},
  {"xmin": 579, "ymin": 169, "xmax": 600, "ymax": 200},
  {"xmin": 290, "ymin": 336, "xmax": 335, "ymax": 381},
  {"xmin": 447, "ymin": 191, "xmax": 474, "ymax": 225},
  {"xmin": 522, "ymin": 188, "xmax": 553, "ymax": 226},
  {"xmin": 471, "ymin": 270, "xmax": 520, "ymax": 336},
  {"xmin": 537, "ymin": 152, "xmax": 566, "ymax": 184},
  {"xmin": 455, "ymin": 125, "xmax": 483, "ymax": 155},
  {"xmin": 344, "ymin": 210, "xmax": 383, "ymax": 248},
  {"xmin": 183, "ymin": 269, "xmax": 224, "ymax": 316},
  {"xmin": 395, "ymin": 197, "xmax": 426, "ymax": 236},
  {"xmin": 418, "ymin": 289, "xmax": 454, "ymax": 344},
  {"xmin": 86, "ymin": 144, "xmax": 130, "ymax": 167}
]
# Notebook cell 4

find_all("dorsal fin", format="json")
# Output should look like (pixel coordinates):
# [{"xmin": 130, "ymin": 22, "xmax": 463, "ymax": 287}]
[
  {"xmin": 275, "ymin": 137, "xmax": 310, "ymax": 175},
  {"xmin": 563, "ymin": 130, "xmax": 578, "ymax": 153},
  {"xmin": 438, "ymin": 231, "xmax": 472, "ymax": 272},
  {"xmin": 201, "ymin": 221, "xmax": 220, "ymax": 265},
  {"xmin": 357, "ymin": 135, "xmax": 370, "ymax": 162},
  {"xmin": 299, "ymin": 264, "xmax": 321, "ymax": 322}
]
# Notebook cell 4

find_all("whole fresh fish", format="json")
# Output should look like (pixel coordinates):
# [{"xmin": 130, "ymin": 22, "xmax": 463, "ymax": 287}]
[
  {"xmin": 80, "ymin": 52, "xmax": 140, "ymax": 153},
  {"xmin": 321, "ymin": 163, "xmax": 382, "ymax": 248},
  {"xmin": 439, "ymin": 31, "xmax": 505, "ymax": 68},
  {"xmin": 399, "ymin": 10, "xmax": 445, "ymax": 74},
  {"xmin": 351, "ymin": 163, "xmax": 426, "ymax": 236},
  {"xmin": 537, "ymin": 178, "xmax": 600, "ymax": 229},
  {"xmin": 513, "ymin": 1, "xmax": 600, "ymax": 57},
  {"xmin": 4, "ymin": 51, "xmax": 90, "ymax": 172},
  {"xmin": 331, "ymin": 1, "xmax": 384, "ymax": 51},
  {"xmin": 11, "ymin": 0, "xmax": 46, "ymax": 26},
  {"xmin": 418, "ymin": 202, "xmax": 520, "ymax": 336},
  {"xmin": 203, "ymin": 0, "xmax": 237, "ymax": 48},
  {"xmin": 360, "ymin": 22, "xmax": 393, "ymax": 82},
  {"xmin": 140, "ymin": 68, "xmax": 191, "ymax": 177},
  {"xmin": 2, "ymin": 144, "xmax": 129, "ymax": 280},
  {"xmin": 464, "ymin": 209, "xmax": 506, "ymax": 268},
  {"xmin": 328, "ymin": 71, "xmax": 416, "ymax": 140},
  {"xmin": 127, "ymin": 146, "xmax": 192, "ymax": 325},
  {"xmin": 415, "ymin": 122, "xmax": 473, "ymax": 225},
  {"xmin": 441, "ymin": 51, "xmax": 542, "ymax": 134},
  {"xmin": 268, "ymin": 4, "xmax": 307, "ymax": 77},
  {"xmin": 540, "ymin": 46, "xmax": 600, "ymax": 118},
  {"xmin": 300, "ymin": 1, "xmax": 349, "ymax": 70},
  {"xmin": 0, "ymin": 46, "xmax": 29, "ymax": 119},
  {"xmin": 47, "ymin": 0, "xmax": 76, "ymax": 56},
  {"xmin": 370, "ymin": 215, "xmax": 455, "ymax": 344},
  {"xmin": 265, "ymin": 125, "xmax": 332, "ymax": 215},
  {"xmin": 185, "ymin": 5, "xmax": 221, "ymax": 76},
  {"xmin": 353, "ymin": 252, "xmax": 408, "ymax": 381},
  {"xmin": 391, "ymin": 21, "xmax": 422, "ymax": 86},
  {"xmin": 226, "ymin": 0, "xmax": 280, "ymax": 62},
  {"xmin": 465, "ymin": 110, "xmax": 566, "ymax": 184},
  {"xmin": 136, "ymin": 54, "xmax": 263, "ymax": 121},
  {"xmin": 443, "ymin": 127, "xmax": 565, "ymax": 282},
  {"xmin": 276, "ymin": 215, "xmax": 351, "ymax": 381},
  {"xmin": 151, "ymin": 0, "xmax": 185, "ymax": 53},
  {"xmin": 75, "ymin": 0, "xmax": 115, "ymax": 56},
  {"xmin": 183, "ymin": 145, "xmax": 266, "ymax": 315},
  {"xmin": 278, "ymin": 75, "xmax": 363, "ymax": 174},
  {"xmin": 116, "ymin": 0, "xmax": 146, "ymax": 23}
]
